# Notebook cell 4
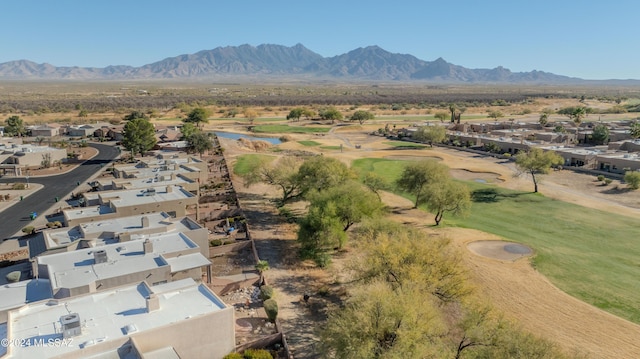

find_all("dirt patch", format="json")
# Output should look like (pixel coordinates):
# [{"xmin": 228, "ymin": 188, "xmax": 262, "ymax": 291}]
[{"xmin": 467, "ymin": 240, "xmax": 532, "ymax": 261}]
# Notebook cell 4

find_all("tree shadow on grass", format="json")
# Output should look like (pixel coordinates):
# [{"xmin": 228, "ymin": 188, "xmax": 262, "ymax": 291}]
[{"xmin": 471, "ymin": 189, "xmax": 500, "ymax": 203}]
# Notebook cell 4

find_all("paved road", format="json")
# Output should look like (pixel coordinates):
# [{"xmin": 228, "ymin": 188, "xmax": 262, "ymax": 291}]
[{"xmin": 0, "ymin": 143, "xmax": 119, "ymax": 240}]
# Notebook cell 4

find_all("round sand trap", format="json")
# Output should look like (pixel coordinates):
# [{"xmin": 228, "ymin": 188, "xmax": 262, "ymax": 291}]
[
  {"xmin": 450, "ymin": 169, "xmax": 503, "ymax": 183},
  {"xmin": 467, "ymin": 240, "xmax": 533, "ymax": 261}
]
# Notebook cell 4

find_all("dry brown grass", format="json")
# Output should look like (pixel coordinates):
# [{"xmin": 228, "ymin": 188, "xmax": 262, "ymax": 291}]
[{"xmin": 2, "ymin": 82, "xmax": 639, "ymax": 126}]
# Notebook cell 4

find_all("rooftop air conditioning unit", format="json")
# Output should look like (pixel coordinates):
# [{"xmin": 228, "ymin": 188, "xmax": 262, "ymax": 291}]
[
  {"xmin": 61, "ymin": 313, "xmax": 82, "ymax": 338},
  {"xmin": 94, "ymin": 249, "xmax": 108, "ymax": 264}
]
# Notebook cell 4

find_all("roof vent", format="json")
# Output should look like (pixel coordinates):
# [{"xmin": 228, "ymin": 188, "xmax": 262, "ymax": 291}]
[{"xmin": 123, "ymin": 324, "xmax": 138, "ymax": 334}]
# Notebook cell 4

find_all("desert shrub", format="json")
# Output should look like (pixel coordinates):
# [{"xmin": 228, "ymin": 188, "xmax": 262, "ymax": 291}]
[
  {"xmin": 263, "ymin": 299, "xmax": 278, "ymax": 323},
  {"xmin": 223, "ymin": 353, "xmax": 243, "ymax": 359},
  {"xmin": 252, "ymin": 140, "xmax": 272, "ymax": 152},
  {"xmin": 279, "ymin": 134, "xmax": 292, "ymax": 142},
  {"xmin": 5, "ymin": 271, "xmax": 20, "ymax": 283},
  {"xmin": 502, "ymin": 153, "xmax": 511, "ymax": 158},
  {"xmin": 278, "ymin": 207, "xmax": 297, "ymax": 223},
  {"xmin": 260, "ymin": 285, "xmax": 274, "ymax": 301},
  {"xmin": 604, "ymin": 178, "xmax": 613, "ymax": 185},
  {"xmin": 46, "ymin": 222, "xmax": 56, "ymax": 228},
  {"xmin": 22, "ymin": 226, "xmax": 35, "ymax": 235},
  {"xmin": 314, "ymin": 252, "xmax": 332, "ymax": 268},
  {"xmin": 210, "ymin": 239, "xmax": 223, "ymax": 247},
  {"xmin": 12, "ymin": 183, "xmax": 26, "ymax": 190},
  {"xmin": 624, "ymin": 171, "xmax": 640, "ymax": 190},
  {"xmin": 317, "ymin": 286, "xmax": 330, "ymax": 297},
  {"xmin": 483, "ymin": 142, "xmax": 501, "ymax": 153},
  {"xmin": 597, "ymin": 175, "xmax": 605, "ymax": 182},
  {"xmin": 243, "ymin": 349, "xmax": 273, "ymax": 359}
]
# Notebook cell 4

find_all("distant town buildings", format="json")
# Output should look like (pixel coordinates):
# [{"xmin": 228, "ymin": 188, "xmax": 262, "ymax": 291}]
[{"xmin": 402, "ymin": 119, "xmax": 640, "ymax": 174}]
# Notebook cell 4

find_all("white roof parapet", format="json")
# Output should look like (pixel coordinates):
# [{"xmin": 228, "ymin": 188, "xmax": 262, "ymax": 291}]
[{"xmin": 4, "ymin": 278, "xmax": 227, "ymax": 359}]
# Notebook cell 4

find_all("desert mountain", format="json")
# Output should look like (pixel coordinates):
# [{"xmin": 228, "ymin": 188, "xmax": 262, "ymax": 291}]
[{"xmin": 0, "ymin": 44, "xmax": 590, "ymax": 83}]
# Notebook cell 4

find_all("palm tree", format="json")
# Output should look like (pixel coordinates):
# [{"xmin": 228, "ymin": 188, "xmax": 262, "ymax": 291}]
[
  {"xmin": 571, "ymin": 107, "xmax": 587, "ymax": 140},
  {"xmin": 572, "ymin": 107, "xmax": 587, "ymax": 126},
  {"xmin": 449, "ymin": 104, "xmax": 457, "ymax": 123}
]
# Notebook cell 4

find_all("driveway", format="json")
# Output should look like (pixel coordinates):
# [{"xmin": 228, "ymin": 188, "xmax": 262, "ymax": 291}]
[{"xmin": 0, "ymin": 143, "xmax": 119, "ymax": 241}]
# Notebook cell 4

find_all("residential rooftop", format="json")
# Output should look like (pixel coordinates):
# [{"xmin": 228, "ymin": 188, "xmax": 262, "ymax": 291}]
[
  {"xmin": 0, "ymin": 279, "xmax": 52, "ymax": 317},
  {"xmin": 0, "ymin": 144, "xmax": 61, "ymax": 154},
  {"xmin": 103, "ymin": 185, "xmax": 195, "ymax": 208},
  {"xmin": 41, "ymin": 212, "xmax": 201, "ymax": 249},
  {"xmin": 63, "ymin": 205, "xmax": 114, "ymax": 222},
  {"xmin": 96, "ymin": 173, "xmax": 194, "ymax": 191},
  {"xmin": 4, "ymin": 278, "xmax": 226, "ymax": 359},
  {"xmin": 37, "ymin": 233, "xmax": 209, "ymax": 294},
  {"xmin": 63, "ymin": 185, "xmax": 195, "ymax": 224}
]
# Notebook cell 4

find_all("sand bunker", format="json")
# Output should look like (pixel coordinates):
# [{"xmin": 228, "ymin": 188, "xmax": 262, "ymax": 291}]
[
  {"xmin": 450, "ymin": 169, "xmax": 504, "ymax": 183},
  {"xmin": 467, "ymin": 240, "xmax": 533, "ymax": 261}
]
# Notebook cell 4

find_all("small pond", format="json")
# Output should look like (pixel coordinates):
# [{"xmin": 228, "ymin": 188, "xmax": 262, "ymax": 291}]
[{"xmin": 214, "ymin": 131, "xmax": 282, "ymax": 145}]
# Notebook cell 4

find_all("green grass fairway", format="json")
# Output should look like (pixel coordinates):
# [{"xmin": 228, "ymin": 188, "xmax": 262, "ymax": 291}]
[
  {"xmin": 351, "ymin": 158, "xmax": 410, "ymax": 184},
  {"xmin": 372, "ymin": 115, "xmax": 434, "ymax": 122},
  {"xmin": 320, "ymin": 146, "xmax": 342, "ymax": 150},
  {"xmin": 252, "ymin": 124, "xmax": 331, "ymax": 134},
  {"xmin": 297, "ymin": 140, "xmax": 321, "ymax": 146},
  {"xmin": 233, "ymin": 154, "xmax": 275, "ymax": 175},
  {"xmin": 255, "ymin": 117, "xmax": 286, "ymax": 123},
  {"xmin": 383, "ymin": 141, "xmax": 428, "ymax": 148},
  {"xmin": 352, "ymin": 157, "xmax": 640, "ymax": 323}
]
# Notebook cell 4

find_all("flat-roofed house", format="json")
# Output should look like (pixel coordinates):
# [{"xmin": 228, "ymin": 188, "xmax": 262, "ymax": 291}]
[
  {"xmin": 30, "ymin": 123, "xmax": 64, "ymax": 137},
  {"xmin": 29, "ymin": 212, "xmax": 208, "ymax": 259},
  {"xmin": 62, "ymin": 185, "xmax": 197, "ymax": 227},
  {"xmin": 0, "ymin": 144, "xmax": 67, "ymax": 170},
  {"xmin": 35, "ymin": 232, "xmax": 211, "ymax": 298},
  {"xmin": 2, "ymin": 278, "xmax": 234, "ymax": 359}
]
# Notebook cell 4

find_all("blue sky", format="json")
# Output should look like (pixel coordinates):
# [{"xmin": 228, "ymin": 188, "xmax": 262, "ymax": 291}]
[{"xmin": 2, "ymin": 0, "xmax": 637, "ymax": 80}]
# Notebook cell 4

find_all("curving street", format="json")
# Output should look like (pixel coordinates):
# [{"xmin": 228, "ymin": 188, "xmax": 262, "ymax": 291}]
[{"xmin": 0, "ymin": 143, "xmax": 119, "ymax": 240}]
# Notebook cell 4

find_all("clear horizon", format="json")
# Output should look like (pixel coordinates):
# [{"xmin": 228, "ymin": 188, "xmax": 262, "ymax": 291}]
[{"xmin": 2, "ymin": 0, "xmax": 638, "ymax": 80}]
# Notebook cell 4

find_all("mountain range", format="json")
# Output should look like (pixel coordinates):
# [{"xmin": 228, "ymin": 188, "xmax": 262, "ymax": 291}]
[{"xmin": 0, "ymin": 44, "xmax": 631, "ymax": 84}]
